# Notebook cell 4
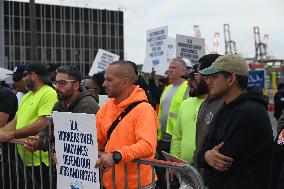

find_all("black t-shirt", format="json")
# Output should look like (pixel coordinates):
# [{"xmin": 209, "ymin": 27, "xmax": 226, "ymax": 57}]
[{"xmin": 0, "ymin": 86, "xmax": 18, "ymax": 122}]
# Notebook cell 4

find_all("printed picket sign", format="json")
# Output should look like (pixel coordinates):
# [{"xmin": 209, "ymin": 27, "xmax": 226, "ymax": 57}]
[
  {"xmin": 89, "ymin": 49, "xmax": 120, "ymax": 76},
  {"xmin": 53, "ymin": 111, "xmax": 100, "ymax": 189}
]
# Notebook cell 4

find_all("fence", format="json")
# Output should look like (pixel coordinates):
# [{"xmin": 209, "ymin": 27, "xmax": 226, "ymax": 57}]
[
  {"xmin": 0, "ymin": 139, "xmax": 53, "ymax": 189},
  {"xmin": 0, "ymin": 140, "xmax": 204, "ymax": 189}
]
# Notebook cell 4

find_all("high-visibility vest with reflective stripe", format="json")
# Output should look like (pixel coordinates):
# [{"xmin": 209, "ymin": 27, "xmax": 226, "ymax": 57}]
[{"xmin": 158, "ymin": 81, "xmax": 189, "ymax": 140}]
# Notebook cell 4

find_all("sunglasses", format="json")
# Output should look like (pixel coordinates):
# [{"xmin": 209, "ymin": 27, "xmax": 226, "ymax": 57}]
[{"xmin": 53, "ymin": 80, "xmax": 75, "ymax": 87}]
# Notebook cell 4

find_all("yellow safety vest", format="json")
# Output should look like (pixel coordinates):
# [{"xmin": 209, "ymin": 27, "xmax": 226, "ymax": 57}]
[{"xmin": 158, "ymin": 81, "xmax": 189, "ymax": 140}]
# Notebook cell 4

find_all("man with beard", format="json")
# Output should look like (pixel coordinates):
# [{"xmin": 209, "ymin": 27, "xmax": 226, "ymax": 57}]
[
  {"xmin": 196, "ymin": 54, "xmax": 273, "ymax": 189},
  {"xmin": 24, "ymin": 66, "xmax": 99, "ymax": 188},
  {"xmin": 0, "ymin": 63, "xmax": 58, "ymax": 189},
  {"xmin": 95, "ymin": 60, "xmax": 158, "ymax": 189},
  {"xmin": 53, "ymin": 66, "xmax": 99, "ymax": 113},
  {"xmin": 25, "ymin": 66, "xmax": 100, "ymax": 151},
  {"xmin": 170, "ymin": 64, "xmax": 208, "ymax": 163},
  {"xmin": 8, "ymin": 64, "xmax": 29, "ymax": 105},
  {"xmin": 192, "ymin": 54, "xmax": 222, "ymax": 169}
]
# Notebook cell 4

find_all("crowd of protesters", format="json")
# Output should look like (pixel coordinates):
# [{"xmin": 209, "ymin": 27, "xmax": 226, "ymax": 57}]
[{"xmin": 0, "ymin": 53, "xmax": 283, "ymax": 189}]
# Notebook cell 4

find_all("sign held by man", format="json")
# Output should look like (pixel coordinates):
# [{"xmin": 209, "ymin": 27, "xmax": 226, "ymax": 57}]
[{"xmin": 53, "ymin": 112, "xmax": 100, "ymax": 189}]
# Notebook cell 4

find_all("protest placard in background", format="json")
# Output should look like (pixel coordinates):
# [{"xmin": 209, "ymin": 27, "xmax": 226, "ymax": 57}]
[
  {"xmin": 176, "ymin": 34, "xmax": 205, "ymax": 65},
  {"xmin": 0, "ymin": 67, "xmax": 13, "ymax": 84},
  {"xmin": 166, "ymin": 37, "xmax": 176, "ymax": 65},
  {"xmin": 143, "ymin": 26, "xmax": 168, "ymax": 75},
  {"xmin": 99, "ymin": 95, "xmax": 109, "ymax": 106},
  {"xmin": 248, "ymin": 70, "xmax": 265, "ymax": 88},
  {"xmin": 89, "ymin": 49, "xmax": 120, "ymax": 76},
  {"xmin": 53, "ymin": 112, "xmax": 99, "ymax": 189}
]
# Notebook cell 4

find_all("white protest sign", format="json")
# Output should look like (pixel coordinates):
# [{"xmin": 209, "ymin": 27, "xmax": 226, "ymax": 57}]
[
  {"xmin": 176, "ymin": 34, "xmax": 205, "ymax": 65},
  {"xmin": 166, "ymin": 37, "xmax": 176, "ymax": 65},
  {"xmin": 99, "ymin": 95, "xmax": 109, "ymax": 106},
  {"xmin": 143, "ymin": 26, "xmax": 168, "ymax": 75},
  {"xmin": 89, "ymin": 49, "xmax": 120, "ymax": 76},
  {"xmin": 0, "ymin": 67, "xmax": 13, "ymax": 84},
  {"xmin": 53, "ymin": 112, "xmax": 99, "ymax": 189}
]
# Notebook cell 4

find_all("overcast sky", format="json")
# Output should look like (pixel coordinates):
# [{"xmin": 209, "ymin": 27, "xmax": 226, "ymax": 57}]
[{"xmin": 15, "ymin": 0, "xmax": 284, "ymax": 63}]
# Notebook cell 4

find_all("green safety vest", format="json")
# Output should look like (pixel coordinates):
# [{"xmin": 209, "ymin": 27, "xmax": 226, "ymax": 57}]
[{"xmin": 158, "ymin": 81, "xmax": 189, "ymax": 140}]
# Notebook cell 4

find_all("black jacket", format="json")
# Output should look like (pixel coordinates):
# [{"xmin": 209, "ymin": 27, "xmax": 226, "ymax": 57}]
[
  {"xmin": 277, "ymin": 110, "xmax": 284, "ymax": 136},
  {"xmin": 274, "ymin": 91, "xmax": 284, "ymax": 120},
  {"xmin": 197, "ymin": 92, "xmax": 274, "ymax": 189},
  {"xmin": 269, "ymin": 128, "xmax": 284, "ymax": 189}
]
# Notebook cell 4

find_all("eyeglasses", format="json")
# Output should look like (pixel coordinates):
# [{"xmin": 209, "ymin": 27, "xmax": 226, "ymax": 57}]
[{"xmin": 53, "ymin": 80, "xmax": 75, "ymax": 87}]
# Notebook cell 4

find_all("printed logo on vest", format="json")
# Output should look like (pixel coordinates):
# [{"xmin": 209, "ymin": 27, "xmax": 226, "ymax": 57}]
[
  {"xmin": 206, "ymin": 112, "xmax": 214, "ymax": 125},
  {"xmin": 277, "ymin": 130, "xmax": 284, "ymax": 145}
]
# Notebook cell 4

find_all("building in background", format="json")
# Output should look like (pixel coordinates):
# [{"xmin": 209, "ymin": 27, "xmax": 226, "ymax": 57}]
[{"xmin": 0, "ymin": 0, "xmax": 124, "ymax": 75}]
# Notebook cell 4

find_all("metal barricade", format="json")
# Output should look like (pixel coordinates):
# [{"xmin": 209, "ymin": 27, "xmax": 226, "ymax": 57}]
[
  {"xmin": 98, "ymin": 153, "xmax": 205, "ymax": 189},
  {"xmin": 1, "ymin": 140, "xmax": 204, "ymax": 189},
  {"xmin": 0, "ymin": 139, "xmax": 53, "ymax": 189}
]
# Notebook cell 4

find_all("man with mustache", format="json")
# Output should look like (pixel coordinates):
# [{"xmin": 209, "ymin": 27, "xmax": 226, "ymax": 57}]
[
  {"xmin": 170, "ymin": 63, "xmax": 207, "ymax": 164},
  {"xmin": 95, "ymin": 60, "xmax": 158, "ymax": 189},
  {"xmin": 0, "ymin": 63, "xmax": 58, "ymax": 189}
]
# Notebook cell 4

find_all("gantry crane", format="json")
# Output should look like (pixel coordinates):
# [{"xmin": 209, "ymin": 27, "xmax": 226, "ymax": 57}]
[
  {"xmin": 254, "ymin": 26, "xmax": 267, "ymax": 61},
  {"xmin": 223, "ymin": 24, "xmax": 237, "ymax": 54}
]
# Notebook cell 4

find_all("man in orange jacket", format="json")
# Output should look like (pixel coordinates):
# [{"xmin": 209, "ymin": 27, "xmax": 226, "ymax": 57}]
[{"xmin": 95, "ymin": 60, "xmax": 159, "ymax": 189}]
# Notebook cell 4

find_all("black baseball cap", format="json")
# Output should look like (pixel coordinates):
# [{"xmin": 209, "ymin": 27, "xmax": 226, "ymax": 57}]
[
  {"xmin": 46, "ymin": 63, "xmax": 61, "ymax": 72},
  {"xmin": 187, "ymin": 64, "xmax": 199, "ymax": 80},
  {"xmin": 24, "ymin": 63, "xmax": 52, "ymax": 85},
  {"xmin": 7, "ymin": 64, "xmax": 26, "ymax": 82}
]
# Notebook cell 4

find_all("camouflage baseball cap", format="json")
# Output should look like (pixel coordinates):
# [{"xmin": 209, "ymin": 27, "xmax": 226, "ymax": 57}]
[{"xmin": 199, "ymin": 53, "xmax": 249, "ymax": 76}]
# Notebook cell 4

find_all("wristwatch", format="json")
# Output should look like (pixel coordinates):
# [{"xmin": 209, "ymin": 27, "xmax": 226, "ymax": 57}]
[{"xmin": 112, "ymin": 151, "xmax": 122, "ymax": 164}]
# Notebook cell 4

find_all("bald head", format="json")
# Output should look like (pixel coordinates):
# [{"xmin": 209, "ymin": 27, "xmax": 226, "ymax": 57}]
[
  {"xmin": 109, "ymin": 60, "xmax": 138, "ymax": 85},
  {"xmin": 104, "ymin": 60, "xmax": 139, "ymax": 100}
]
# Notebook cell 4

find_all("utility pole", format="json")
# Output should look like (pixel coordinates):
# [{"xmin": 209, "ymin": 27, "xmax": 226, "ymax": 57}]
[{"xmin": 30, "ymin": 0, "xmax": 38, "ymax": 63}]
